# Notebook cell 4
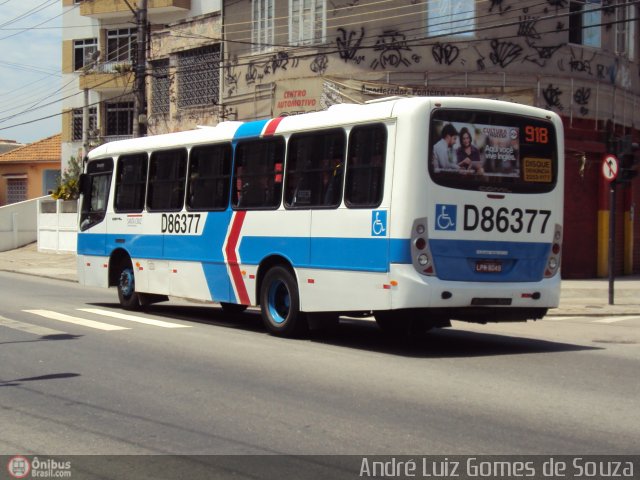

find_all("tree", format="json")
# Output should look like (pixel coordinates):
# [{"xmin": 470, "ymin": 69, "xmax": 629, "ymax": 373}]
[{"xmin": 51, "ymin": 156, "xmax": 82, "ymax": 200}]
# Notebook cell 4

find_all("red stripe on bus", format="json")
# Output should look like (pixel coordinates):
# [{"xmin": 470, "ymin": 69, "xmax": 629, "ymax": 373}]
[
  {"xmin": 263, "ymin": 117, "xmax": 284, "ymax": 136},
  {"xmin": 225, "ymin": 211, "xmax": 250, "ymax": 305}
]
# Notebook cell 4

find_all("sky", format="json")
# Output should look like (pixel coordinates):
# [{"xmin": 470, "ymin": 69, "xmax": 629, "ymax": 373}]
[{"xmin": 0, "ymin": 0, "xmax": 63, "ymax": 145}]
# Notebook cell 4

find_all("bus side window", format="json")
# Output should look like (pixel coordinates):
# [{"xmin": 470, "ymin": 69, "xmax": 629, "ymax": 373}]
[
  {"xmin": 345, "ymin": 124, "xmax": 387, "ymax": 208},
  {"xmin": 284, "ymin": 128, "xmax": 345, "ymax": 209},
  {"xmin": 147, "ymin": 149, "xmax": 188, "ymax": 212},
  {"xmin": 232, "ymin": 137, "xmax": 284, "ymax": 210},
  {"xmin": 114, "ymin": 153, "xmax": 148, "ymax": 213},
  {"xmin": 187, "ymin": 143, "xmax": 232, "ymax": 211}
]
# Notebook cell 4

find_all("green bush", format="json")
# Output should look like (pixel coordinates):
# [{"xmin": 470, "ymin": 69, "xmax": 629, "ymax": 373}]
[{"xmin": 52, "ymin": 156, "xmax": 82, "ymax": 200}]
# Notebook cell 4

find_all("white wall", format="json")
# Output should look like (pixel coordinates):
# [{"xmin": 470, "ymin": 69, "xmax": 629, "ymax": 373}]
[
  {"xmin": 0, "ymin": 198, "xmax": 39, "ymax": 252},
  {"xmin": 37, "ymin": 198, "xmax": 79, "ymax": 253}
]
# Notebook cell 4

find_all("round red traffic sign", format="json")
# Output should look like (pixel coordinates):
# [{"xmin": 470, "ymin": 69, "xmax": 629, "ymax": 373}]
[{"xmin": 602, "ymin": 154, "xmax": 618, "ymax": 181}]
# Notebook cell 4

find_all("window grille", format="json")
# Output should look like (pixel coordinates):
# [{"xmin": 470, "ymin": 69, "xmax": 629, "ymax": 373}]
[
  {"xmin": 105, "ymin": 101, "xmax": 133, "ymax": 137},
  {"xmin": 72, "ymin": 107, "xmax": 97, "ymax": 141},
  {"xmin": 151, "ymin": 59, "xmax": 170, "ymax": 115},
  {"xmin": 7, "ymin": 178, "xmax": 28, "ymax": 204},
  {"xmin": 177, "ymin": 45, "xmax": 220, "ymax": 108}
]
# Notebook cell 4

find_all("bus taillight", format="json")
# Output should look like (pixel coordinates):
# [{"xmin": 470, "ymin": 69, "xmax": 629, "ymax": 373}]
[
  {"xmin": 412, "ymin": 218, "xmax": 436, "ymax": 276},
  {"xmin": 544, "ymin": 224, "xmax": 562, "ymax": 278}
]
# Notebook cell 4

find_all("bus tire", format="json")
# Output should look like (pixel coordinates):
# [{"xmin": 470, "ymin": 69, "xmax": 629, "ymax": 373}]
[
  {"xmin": 260, "ymin": 266, "xmax": 307, "ymax": 337},
  {"xmin": 117, "ymin": 264, "xmax": 141, "ymax": 310},
  {"xmin": 220, "ymin": 302, "xmax": 248, "ymax": 314}
]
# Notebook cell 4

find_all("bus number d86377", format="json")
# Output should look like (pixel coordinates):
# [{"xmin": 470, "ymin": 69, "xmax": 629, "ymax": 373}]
[
  {"xmin": 161, "ymin": 213, "xmax": 201, "ymax": 234},
  {"xmin": 464, "ymin": 205, "xmax": 551, "ymax": 234}
]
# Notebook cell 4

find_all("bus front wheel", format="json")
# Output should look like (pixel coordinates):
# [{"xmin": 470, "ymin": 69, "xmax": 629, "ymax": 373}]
[
  {"xmin": 260, "ymin": 266, "xmax": 307, "ymax": 337},
  {"xmin": 117, "ymin": 264, "xmax": 141, "ymax": 310}
]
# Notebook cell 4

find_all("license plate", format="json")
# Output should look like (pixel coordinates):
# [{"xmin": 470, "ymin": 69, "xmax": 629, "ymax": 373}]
[{"xmin": 475, "ymin": 260, "xmax": 502, "ymax": 273}]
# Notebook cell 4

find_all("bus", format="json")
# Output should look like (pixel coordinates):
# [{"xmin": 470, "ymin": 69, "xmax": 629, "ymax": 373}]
[{"xmin": 77, "ymin": 96, "xmax": 564, "ymax": 337}]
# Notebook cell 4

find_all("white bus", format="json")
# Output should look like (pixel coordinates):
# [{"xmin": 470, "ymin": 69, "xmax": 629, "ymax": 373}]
[{"xmin": 78, "ymin": 96, "xmax": 564, "ymax": 337}]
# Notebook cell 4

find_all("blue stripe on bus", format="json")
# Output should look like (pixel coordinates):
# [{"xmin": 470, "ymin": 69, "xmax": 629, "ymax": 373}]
[
  {"xmin": 429, "ymin": 239, "xmax": 550, "ymax": 282},
  {"xmin": 233, "ymin": 119, "xmax": 270, "ymax": 139},
  {"xmin": 79, "ymin": 233, "xmax": 408, "ymax": 272}
]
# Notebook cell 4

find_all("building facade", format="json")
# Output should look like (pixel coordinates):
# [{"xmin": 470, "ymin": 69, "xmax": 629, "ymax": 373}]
[
  {"xmin": 0, "ymin": 134, "xmax": 61, "ymax": 206},
  {"xmin": 63, "ymin": 0, "xmax": 640, "ymax": 277},
  {"xmin": 60, "ymin": 0, "xmax": 222, "ymax": 168}
]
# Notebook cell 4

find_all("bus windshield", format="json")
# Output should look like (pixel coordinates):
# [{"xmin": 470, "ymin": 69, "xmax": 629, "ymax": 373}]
[{"xmin": 429, "ymin": 109, "xmax": 558, "ymax": 194}]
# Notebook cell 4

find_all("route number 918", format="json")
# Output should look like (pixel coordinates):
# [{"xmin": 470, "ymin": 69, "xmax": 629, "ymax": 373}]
[
  {"xmin": 464, "ymin": 205, "xmax": 551, "ymax": 234},
  {"xmin": 161, "ymin": 213, "xmax": 201, "ymax": 234}
]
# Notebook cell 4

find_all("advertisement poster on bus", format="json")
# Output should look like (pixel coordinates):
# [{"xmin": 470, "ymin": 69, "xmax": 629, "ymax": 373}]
[{"xmin": 431, "ymin": 120, "xmax": 522, "ymax": 179}]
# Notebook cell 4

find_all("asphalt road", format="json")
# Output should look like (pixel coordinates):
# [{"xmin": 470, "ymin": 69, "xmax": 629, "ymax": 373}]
[{"xmin": 1, "ymin": 271, "xmax": 639, "ymax": 460}]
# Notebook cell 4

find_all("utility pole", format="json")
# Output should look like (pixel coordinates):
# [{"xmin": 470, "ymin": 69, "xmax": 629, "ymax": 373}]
[{"xmin": 133, "ymin": 0, "xmax": 148, "ymax": 137}]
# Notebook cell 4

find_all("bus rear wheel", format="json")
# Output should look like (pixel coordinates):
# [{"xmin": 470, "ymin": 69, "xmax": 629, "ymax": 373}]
[
  {"xmin": 260, "ymin": 266, "xmax": 307, "ymax": 337},
  {"xmin": 117, "ymin": 264, "xmax": 141, "ymax": 310}
]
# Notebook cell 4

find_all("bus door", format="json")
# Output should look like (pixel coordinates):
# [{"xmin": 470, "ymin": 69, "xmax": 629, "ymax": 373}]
[{"xmin": 77, "ymin": 157, "xmax": 113, "ymax": 288}]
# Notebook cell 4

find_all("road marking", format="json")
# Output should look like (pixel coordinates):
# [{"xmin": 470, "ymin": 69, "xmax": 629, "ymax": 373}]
[
  {"xmin": 24, "ymin": 310, "xmax": 130, "ymax": 331},
  {"xmin": 543, "ymin": 316, "xmax": 583, "ymax": 321},
  {"xmin": 0, "ymin": 315, "xmax": 67, "ymax": 336},
  {"xmin": 592, "ymin": 316, "xmax": 640, "ymax": 324},
  {"xmin": 78, "ymin": 308, "xmax": 190, "ymax": 328}
]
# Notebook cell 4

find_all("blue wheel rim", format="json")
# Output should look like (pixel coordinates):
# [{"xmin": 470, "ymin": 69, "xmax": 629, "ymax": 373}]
[
  {"xmin": 119, "ymin": 268, "xmax": 135, "ymax": 298},
  {"xmin": 267, "ymin": 280, "xmax": 290, "ymax": 324}
]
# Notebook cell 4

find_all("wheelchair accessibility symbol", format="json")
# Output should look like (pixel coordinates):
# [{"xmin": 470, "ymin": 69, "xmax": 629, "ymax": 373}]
[
  {"xmin": 435, "ymin": 204, "xmax": 457, "ymax": 231},
  {"xmin": 371, "ymin": 210, "xmax": 387, "ymax": 237}
]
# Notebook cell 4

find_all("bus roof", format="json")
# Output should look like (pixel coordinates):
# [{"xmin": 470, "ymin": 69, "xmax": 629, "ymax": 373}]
[{"xmin": 87, "ymin": 96, "xmax": 556, "ymax": 158}]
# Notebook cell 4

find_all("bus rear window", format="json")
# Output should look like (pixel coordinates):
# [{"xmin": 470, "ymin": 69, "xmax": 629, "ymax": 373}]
[{"xmin": 428, "ymin": 109, "xmax": 557, "ymax": 194}]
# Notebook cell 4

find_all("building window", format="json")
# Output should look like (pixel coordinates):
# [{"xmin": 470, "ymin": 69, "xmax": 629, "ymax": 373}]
[
  {"xmin": 43, "ymin": 169, "xmax": 61, "ymax": 195},
  {"xmin": 252, "ymin": 0, "xmax": 274, "ymax": 52},
  {"xmin": 106, "ymin": 28, "xmax": 136, "ymax": 62},
  {"xmin": 569, "ymin": 0, "xmax": 602, "ymax": 47},
  {"xmin": 105, "ymin": 101, "xmax": 133, "ymax": 137},
  {"xmin": 615, "ymin": 0, "xmax": 636, "ymax": 57},
  {"xmin": 74, "ymin": 38, "xmax": 98, "ymax": 70},
  {"xmin": 72, "ymin": 107, "xmax": 97, "ymax": 142},
  {"xmin": 427, "ymin": 0, "xmax": 475, "ymax": 37},
  {"xmin": 177, "ymin": 45, "xmax": 220, "ymax": 109},
  {"xmin": 151, "ymin": 59, "xmax": 170, "ymax": 115},
  {"xmin": 290, "ymin": 0, "xmax": 325, "ymax": 45},
  {"xmin": 6, "ymin": 177, "xmax": 28, "ymax": 204}
]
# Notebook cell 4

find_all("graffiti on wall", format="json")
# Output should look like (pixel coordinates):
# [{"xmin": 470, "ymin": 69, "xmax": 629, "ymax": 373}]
[
  {"xmin": 336, "ymin": 27, "xmax": 366, "ymax": 64},
  {"xmin": 370, "ymin": 30, "xmax": 421, "ymax": 70},
  {"xmin": 221, "ymin": 0, "xmax": 630, "ymax": 123}
]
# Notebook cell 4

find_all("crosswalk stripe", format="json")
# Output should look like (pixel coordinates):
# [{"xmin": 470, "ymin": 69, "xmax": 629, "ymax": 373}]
[
  {"xmin": 0, "ymin": 315, "xmax": 67, "ymax": 336},
  {"xmin": 543, "ymin": 316, "xmax": 582, "ymax": 321},
  {"xmin": 592, "ymin": 316, "xmax": 640, "ymax": 324},
  {"xmin": 24, "ymin": 310, "xmax": 130, "ymax": 331},
  {"xmin": 78, "ymin": 308, "xmax": 190, "ymax": 329}
]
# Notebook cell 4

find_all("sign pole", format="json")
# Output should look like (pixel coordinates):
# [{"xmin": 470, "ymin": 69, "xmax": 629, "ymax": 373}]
[
  {"xmin": 608, "ymin": 181, "xmax": 616, "ymax": 305},
  {"xmin": 601, "ymin": 154, "xmax": 619, "ymax": 305}
]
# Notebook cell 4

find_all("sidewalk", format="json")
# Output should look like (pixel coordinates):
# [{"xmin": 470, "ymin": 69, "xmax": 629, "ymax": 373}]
[{"xmin": 0, "ymin": 243, "xmax": 638, "ymax": 317}]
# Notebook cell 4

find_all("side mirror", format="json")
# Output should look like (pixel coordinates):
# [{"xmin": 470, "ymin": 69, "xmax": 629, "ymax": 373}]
[{"xmin": 79, "ymin": 173, "xmax": 90, "ymax": 197}]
